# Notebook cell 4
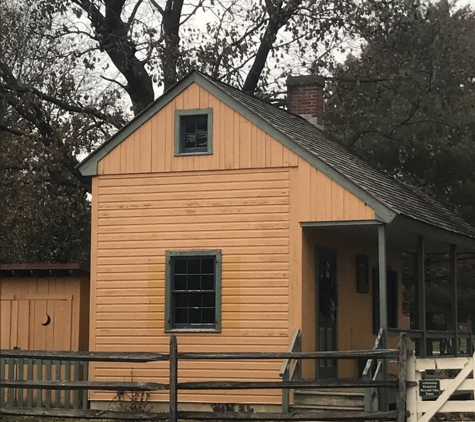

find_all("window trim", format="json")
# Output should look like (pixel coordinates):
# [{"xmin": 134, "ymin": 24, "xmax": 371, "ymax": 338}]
[
  {"xmin": 174, "ymin": 109, "xmax": 213, "ymax": 156},
  {"xmin": 165, "ymin": 250, "xmax": 222, "ymax": 333}
]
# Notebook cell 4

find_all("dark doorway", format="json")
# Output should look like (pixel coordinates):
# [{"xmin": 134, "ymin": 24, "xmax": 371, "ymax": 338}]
[{"xmin": 316, "ymin": 250, "xmax": 338, "ymax": 378}]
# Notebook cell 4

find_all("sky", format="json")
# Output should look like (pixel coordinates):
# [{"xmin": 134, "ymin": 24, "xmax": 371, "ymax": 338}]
[{"xmin": 458, "ymin": 0, "xmax": 475, "ymax": 6}]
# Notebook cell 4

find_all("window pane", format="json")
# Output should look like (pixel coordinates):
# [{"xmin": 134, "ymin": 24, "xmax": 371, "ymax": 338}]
[
  {"xmin": 201, "ymin": 274, "xmax": 214, "ymax": 291},
  {"xmin": 202, "ymin": 293, "xmax": 215, "ymax": 307},
  {"xmin": 188, "ymin": 258, "xmax": 200, "ymax": 274},
  {"xmin": 174, "ymin": 294, "xmax": 188, "ymax": 308},
  {"xmin": 175, "ymin": 308, "xmax": 188, "ymax": 324},
  {"xmin": 184, "ymin": 118, "xmax": 195, "ymax": 134},
  {"xmin": 185, "ymin": 134, "xmax": 196, "ymax": 149},
  {"xmin": 174, "ymin": 275, "xmax": 187, "ymax": 291},
  {"xmin": 201, "ymin": 258, "xmax": 214, "ymax": 274},
  {"xmin": 196, "ymin": 131, "xmax": 207, "ymax": 147},
  {"xmin": 174, "ymin": 258, "xmax": 187, "ymax": 275},
  {"xmin": 189, "ymin": 308, "xmax": 201, "ymax": 324},
  {"xmin": 189, "ymin": 293, "xmax": 201, "ymax": 308},
  {"xmin": 188, "ymin": 274, "xmax": 200, "ymax": 290},
  {"xmin": 196, "ymin": 116, "xmax": 207, "ymax": 131},
  {"xmin": 202, "ymin": 308, "xmax": 215, "ymax": 324}
]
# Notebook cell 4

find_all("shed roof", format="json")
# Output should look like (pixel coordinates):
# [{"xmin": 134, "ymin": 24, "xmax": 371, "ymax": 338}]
[
  {"xmin": 0, "ymin": 263, "xmax": 90, "ymax": 277},
  {"xmin": 78, "ymin": 70, "xmax": 475, "ymax": 241}
]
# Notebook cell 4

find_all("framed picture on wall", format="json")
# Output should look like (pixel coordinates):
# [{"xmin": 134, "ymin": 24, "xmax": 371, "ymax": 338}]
[{"xmin": 356, "ymin": 254, "xmax": 369, "ymax": 293}]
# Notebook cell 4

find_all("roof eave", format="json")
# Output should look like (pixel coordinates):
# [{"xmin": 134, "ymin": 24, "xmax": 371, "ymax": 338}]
[{"xmin": 391, "ymin": 215, "xmax": 475, "ymax": 252}]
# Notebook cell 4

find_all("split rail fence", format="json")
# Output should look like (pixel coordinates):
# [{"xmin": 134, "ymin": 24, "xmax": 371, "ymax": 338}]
[{"xmin": 0, "ymin": 334, "xmax": 409, "ymax": 422}]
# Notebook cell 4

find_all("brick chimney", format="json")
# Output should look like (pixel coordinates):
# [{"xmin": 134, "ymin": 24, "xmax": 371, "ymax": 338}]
[{"xmin": 286, "ymin": 75, "xmax": 325, "ymax": 127}]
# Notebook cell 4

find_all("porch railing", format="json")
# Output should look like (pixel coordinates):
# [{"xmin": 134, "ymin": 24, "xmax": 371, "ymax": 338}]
[
  {"xmin": 363, "ymin": 328, "xmax": 385, "ymax": 412},
  {"xmin": 388, "ymin": 328, "xmax": 473, "ymax": 357},
  {"xmin": 279, "ymin": 329, "xmax": 302, "ymax": 412}
]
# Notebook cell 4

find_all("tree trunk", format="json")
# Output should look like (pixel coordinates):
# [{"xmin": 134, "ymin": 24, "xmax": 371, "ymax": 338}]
[
  {"xmin": 75, "ymin": 0, "xmax": 155, "ymax": 114},
  {"xmin": 161, "ymin": 0, "xmax": 185, "ymax": 92},
  {"xmin": 243, "ymin": 0, "xmax": 303, "ymax": 94}
]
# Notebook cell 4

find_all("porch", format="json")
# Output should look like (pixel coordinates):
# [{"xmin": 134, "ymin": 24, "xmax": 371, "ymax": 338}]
[{"xmin": 300, "ymin": 215, "xmax": 475, "ymax": 362}]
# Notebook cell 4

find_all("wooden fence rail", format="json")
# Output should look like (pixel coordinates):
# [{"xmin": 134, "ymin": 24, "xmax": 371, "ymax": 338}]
[{"xmin": 0, "ymin": 334, "xmax": 409, "ymax": 422}]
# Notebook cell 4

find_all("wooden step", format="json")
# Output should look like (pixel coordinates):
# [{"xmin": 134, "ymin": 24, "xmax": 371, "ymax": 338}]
[
  {"xmin": 295, "ymin": 388, "xmax": 364, "ymax": 395},
  {"xmin": 291, "ymin": 403, "xmax": 365, "ymax": 412},
  {"xmin": 294, "ymin": 389, "xmax": 364, "ymax": 409}
]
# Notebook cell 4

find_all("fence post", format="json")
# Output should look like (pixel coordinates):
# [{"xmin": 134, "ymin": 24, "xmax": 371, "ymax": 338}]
[
  {"xmin": 406, "ymin": 346, "xmax": 417, "ymax": 422},
  {"xmin": 397, "ymin": 334, "xmax": 408, "ymax": 422},
  {"xmin": 170, "ymin": 335, "xmax": 178, "ymax": 422},
  {"xmin": 8, "ymin": 357, "xmax": 14, "ymax": 406},
  {"xmin": 0, "ymin": 356, "xmax": 5, "ymax": 407},
  {"xmin": 281, "ymin": 371, "xmax": 289, "ymax": 413}
]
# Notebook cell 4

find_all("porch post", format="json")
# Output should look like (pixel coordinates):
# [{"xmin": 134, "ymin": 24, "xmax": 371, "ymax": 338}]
[
  {"xmin": 417, "ymin": 235, "xmax": 427, "ymax": 357},
  {"xmin": 377, "ymin": 224, "xmax": 388, "ymax": 411},
  {"xmin": 378, "ymin": 224, "xmax": 388, "ymax": 345},
  {"xmin": 450, "ymin": 244, "xmax": 458, "ymax": 356}
]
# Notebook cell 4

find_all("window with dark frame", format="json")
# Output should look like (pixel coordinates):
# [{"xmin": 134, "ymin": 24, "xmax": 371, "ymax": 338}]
[
  {"xmin": 180, "ymin": 115, "xmax": 208, "ymax": 153},
  {"xmin": 170, "ymin": 254, "xmax": 218, "ymax": 329}
]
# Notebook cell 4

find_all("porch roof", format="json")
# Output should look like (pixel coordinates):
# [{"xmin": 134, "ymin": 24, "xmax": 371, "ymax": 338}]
[{"xmin": 301, "ymin": 217, "xmax": 475, "ymax": 253}]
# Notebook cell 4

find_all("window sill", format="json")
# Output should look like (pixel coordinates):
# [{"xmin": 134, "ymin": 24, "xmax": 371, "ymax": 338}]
[
  {"xmin": 175, "ymin": 151, "xmax": 213, "ymax": 157},
  {"xmin": 165, "ymin": 328, "xmax": 221, "ymax": 333}
]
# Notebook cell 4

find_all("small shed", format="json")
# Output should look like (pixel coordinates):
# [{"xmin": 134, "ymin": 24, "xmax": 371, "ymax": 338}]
[{"xmin": 0, "ymin": 263, "xmax": 90, "ymax": 351}]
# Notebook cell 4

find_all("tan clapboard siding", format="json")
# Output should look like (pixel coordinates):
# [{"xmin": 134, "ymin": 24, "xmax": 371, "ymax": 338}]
[
  {"xmin": 91, "ymin": 168, "xmax": 290, "ymax": 404},
  {"xmin": 98, "ymin": 84, "xmax": 300, "ymax": 174}
]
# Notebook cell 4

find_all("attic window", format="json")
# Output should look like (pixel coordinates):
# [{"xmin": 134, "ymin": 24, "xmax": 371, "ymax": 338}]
[{"xmin": 175, "ymin": 109, "xmax": 213, "ymax": 155}]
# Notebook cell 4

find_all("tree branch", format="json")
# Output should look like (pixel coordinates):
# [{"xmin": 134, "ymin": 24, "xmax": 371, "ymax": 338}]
[
  {"xmin": 127, "ymin": 0, "xmax": 145, "ymax": 27},
  {"xmin": 0, "ymin": 125, "xmax": 25, "ymax": 136},
  {"xmin": 149, "ymin": 0, "xmax": 165, "ymax": 15}
]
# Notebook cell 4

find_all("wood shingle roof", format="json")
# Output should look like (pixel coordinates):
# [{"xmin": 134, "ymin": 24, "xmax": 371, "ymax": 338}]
[{"xmin": 200, "ymin": 73, "xmax": 475, "ymax": 239}]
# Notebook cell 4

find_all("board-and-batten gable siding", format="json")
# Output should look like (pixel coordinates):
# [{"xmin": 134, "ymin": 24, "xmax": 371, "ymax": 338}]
[
  {"xmin": 91, "ymin": 168, "xmax": 291, "ymax": 405},
  {"xmin": 97, "ymin": 83, "xmax": 300, "ymax": 174},
  {"xmin": 293, "ymin": 160, "xmax": 375, "ymax": 222}
]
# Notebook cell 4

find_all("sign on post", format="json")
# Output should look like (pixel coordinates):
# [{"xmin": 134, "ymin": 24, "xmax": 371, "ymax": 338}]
[{"xmin": 419, "ymin": 380, "xmax": 441, "ymax": 399}]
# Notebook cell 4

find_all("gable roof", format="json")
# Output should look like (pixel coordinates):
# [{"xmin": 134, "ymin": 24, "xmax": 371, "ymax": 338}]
[{"xmin": 78, "ymin": 70, "xmax": 475, "ymax": 241}]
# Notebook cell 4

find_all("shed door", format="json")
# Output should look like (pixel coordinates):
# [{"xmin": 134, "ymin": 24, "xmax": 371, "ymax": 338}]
[
  {"xmin": 0, "ymin": 297, "xmax": 16, "ymax": 349},
  {"xmin": 1, "ymin": 296, "xmax": 72, "ymax": 350},
  {"xmin": 316, "ymin": 251, "xmax": 338, "ymax": 378}
]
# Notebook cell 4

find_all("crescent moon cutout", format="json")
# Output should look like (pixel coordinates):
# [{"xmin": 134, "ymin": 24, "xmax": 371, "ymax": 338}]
[{"xmin": 41, "ymin": 314, "xmax": 51, "ymax": 326}]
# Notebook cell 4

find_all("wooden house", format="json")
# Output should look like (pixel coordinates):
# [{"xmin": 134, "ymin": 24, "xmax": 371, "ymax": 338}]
[
  {"xmin": 78, "ymin": 71, "xmax": 475, "ymax": 411},
  {"xmin": 0, "ymin": 263, "xmax": 90, "ymax": 351}
]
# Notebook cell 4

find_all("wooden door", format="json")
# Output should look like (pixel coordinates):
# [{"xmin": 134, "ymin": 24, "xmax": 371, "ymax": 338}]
[
  {"xmin": 0, "ymin": 297, "xmax": 17, "ymax": 349},
  {"xmin": 30, "ymin": 297, "xmax": 72, "ymax": 351},
  {"xmin": 316, "ymin": 251, "xmax": 338, "ymax": 378},
  {"xmin": 0, "ymin": 296, "xmax": 72, "ymax": 350}
]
